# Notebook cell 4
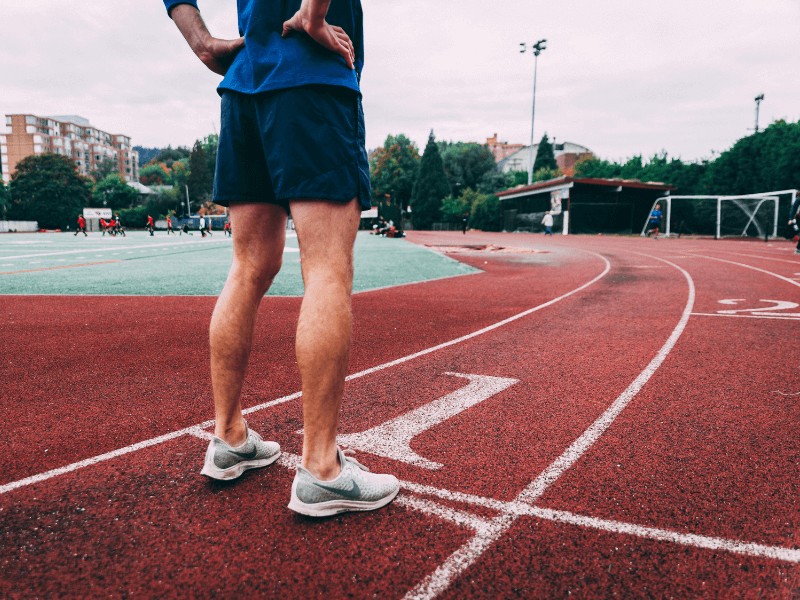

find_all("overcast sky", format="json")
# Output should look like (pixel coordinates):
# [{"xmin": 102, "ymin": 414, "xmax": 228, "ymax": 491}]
[{"xmin": 1, "ymin": 1, "xmax": 798, "ymax": 162}]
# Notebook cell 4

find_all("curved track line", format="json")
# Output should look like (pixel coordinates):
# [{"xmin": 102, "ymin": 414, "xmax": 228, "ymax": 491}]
[
  {"xmin": 0, "ymin": 252, "xmax": 611, "ymax": 495},
  {"xmin": 688, "ymin": 253, "xmax": 800, "ymax": 288},
  {"xmin": 405, "ymin": 254, "xmax": 696, "ymax": 600}
]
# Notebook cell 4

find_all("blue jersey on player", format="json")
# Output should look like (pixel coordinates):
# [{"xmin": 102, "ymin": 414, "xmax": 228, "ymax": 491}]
[
  {"xmin": 648, "ymin": 208, "xmax": 663, "ymax": 225},
  {"xmin": 164, "ymin": 0, "xmax": 363, "ymax": 96}
]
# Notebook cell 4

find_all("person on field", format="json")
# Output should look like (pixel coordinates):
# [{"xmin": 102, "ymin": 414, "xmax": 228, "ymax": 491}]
[
  {"xmin": 541, "ymin": 211, "xmax": 554, "ymax": 236},
  {"xmin": 788, "ymin": 194, "xmax": 800, "ymax": 254},
  {"xmin": 166, "ymin": 214, "xmax": 175, "ymax": 235},
  {"xmin": 165, "ymin": 0, "xmax": 398, "ymax": 516},
  {"xmin": 114, "ymin": 213, "xmax": 126, "ymax": 237},
  {"xmin": 646, "ymin": 203, "xmax": 663, "ymax": 239},
  {"xmin": 146, "ymin": 214, "xmax": 155, "ymax": 236},
  {"xmin": 74, "ymin": 214, "xmax": 87, "ymax": 237},
  {"xmin": 198, "ymin": 215, "xmax": 207, "ymax": 237},
  {"xmin": 108, "ymin": 217, "xmax": 117, "ymax": 236},
  {"xmin": 100, "ymin": 218, "xmax": 108, "ymax": 236},
  {"xmin": 223, "ymin": 221, "xmax": 231, "ymax": 237},
  {"xmin": 180, "ymin": 222, "xmax": 192, "ymax": 236}
]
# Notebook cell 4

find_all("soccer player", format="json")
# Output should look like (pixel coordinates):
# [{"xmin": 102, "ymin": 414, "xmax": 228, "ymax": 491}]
[
  {"xmin": 165, "ymin": 0, "xmax": 398, "ymax": 516},
  {"xmin": 646, "ymin": 203, "xmax": 663, "ymax": 239},
  {"xmin": 99, "ymin": 218, "xmax": 108, "ymax": 236},
  {"xmin": 108, "ymin": 217, "xmax": 117, "ymax": 236},
  {"xmin": 74, "ymin": 214, "xmax": 87, "ymax": 237},
  {"xmin": 223, "ymin": 221, "xmax": 231, "ymax": 237},
  {"xmin": 114, "ymin": 213, "xmax": 126, "ymax": 237},
  {"xmin": 146, "ymin": 214, "xmax": 155, "ymax": 236},
  {"xmin": 788, "ymin": 195, "xmax": 800, "ymax": 254},
  {"xmin": 166, "ymin": 214, "xmax": 174, "ymax": 235}
]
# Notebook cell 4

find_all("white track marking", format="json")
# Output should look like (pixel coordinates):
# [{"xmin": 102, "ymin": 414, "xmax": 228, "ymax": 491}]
[
  {"xmin": 394, "ymin": 496, "xmax": 492, "ymax": 532},
  {"xmin": 691, "ymin": 312, "xmax": 800, "ymax": 321},
  {"xmin": 0, "ymin": 238, "xmax": 231, "ymax": 261},
  {"xmin": 337, "ymin": 373, "xmax": 518, "ymax": 469},
  {"xmin": 689, "ymin": 253, "xmax": 800, "ymax": 288},
  {"xmin": 396, "ymin": 481, "xmax": 800, "ymax": 564},
  {"xmin": 344, "ymin": 253, "xmax": 611, "ymax": 382},
  {"xmin": 0, "ymin": 254, "xmax": 610, "ymax": 495},
  {"xmin": 0, "ymin": 423, "xmax": 211, "ymax": 495},
  {"xmin": 404, "ymin": 254, "xmax": 696, "ymax": 600}
]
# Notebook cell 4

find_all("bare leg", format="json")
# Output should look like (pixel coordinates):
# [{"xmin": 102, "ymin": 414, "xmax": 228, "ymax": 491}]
[
  {"xmin": 209, "ymin": 203, "xmax": 287, "ymax": 445},
  {"xmin": 290, "ymin": 198, "xmax": 361, "ymax": 481}
]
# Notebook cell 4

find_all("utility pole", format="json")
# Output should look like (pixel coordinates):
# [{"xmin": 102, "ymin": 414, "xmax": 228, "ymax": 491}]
[
  {"xmin": 754, "ymin": 94, "xmax": 764, "ymax": 133},
  {"xmin": 520, "ymin": 39, "xmax": 547, "ymax": 185}
]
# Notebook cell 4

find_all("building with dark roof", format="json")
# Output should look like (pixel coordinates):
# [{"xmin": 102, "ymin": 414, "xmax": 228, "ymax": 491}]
[{"xmin": 496, "ymin": 177, "xmax": 675, "ymax": 234}]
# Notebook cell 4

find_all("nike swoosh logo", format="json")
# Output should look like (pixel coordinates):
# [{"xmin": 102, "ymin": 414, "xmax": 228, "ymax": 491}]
[
  {"xmin": 313, "ymin": 479, "xmax": 361, "ymax": 499},
  {"xmin": 230, "ymin": 447, "xmax": 258, "ymax": 460}
]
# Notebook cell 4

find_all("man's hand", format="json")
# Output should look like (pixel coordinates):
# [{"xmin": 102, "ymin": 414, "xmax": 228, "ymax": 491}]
[
  {"xmin": 171, "ymin": 4, "xmax": 244, "ymax": 76},
  {"xmin": 282, "ymin": 3, "xmax": 355, "ymax": 70}
]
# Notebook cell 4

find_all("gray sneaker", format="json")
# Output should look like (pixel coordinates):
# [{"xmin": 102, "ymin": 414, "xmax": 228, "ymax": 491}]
[
  {"xmin": 288, "ymin": 448, "xmax": 399, "ymax": 517},
  {"xmin": 200, "ymin": 422, "xmax": 280, "ymax": 480}
]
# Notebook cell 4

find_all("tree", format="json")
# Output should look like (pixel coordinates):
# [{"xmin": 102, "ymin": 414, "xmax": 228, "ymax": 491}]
[
  {"xmin": 533, "ymin": 166, "xmax": 562, "ymax": 182},
  {"xmin": 439, "ymin": 192, "xmax": 471, "ymax": 224},
  {"xmin": 369, "ymin": 134, "xmax": 420, "ymax": 209},
  {"xmin": 533, "ymin": 133, "xmax": 557, "ymax": 173},
  {"xmin": 467, "ymin": 189, "xmax": 503, "ymax": 232},
  {"xmin": 187, "ymin": 140, "xmax": 213, "ymax": 205},
  {"xmin": 93, "ymin": 174, "xmax": 139, "ymax": 210},
  {"xmin": 439, "ymin": 142, "xmax": 497, "ymax": 196},
  {"xmin": 90, "ymin": 158, "xmax": 117, "ymax": 182},
  {"xmin": 151, "ymin": 145, "xmax": 190, "ymax": 168},
  {"xmin": 411, "ymin": 131, "xmax": 450, "ymax": 229},
  {"xmin": 0, "ymin": 180, "xmax": 8, "ymax": 220},
  {"xmin": 139, "ymin": 163, "xmax": 171, "ymax": 186},
  {"xmin": 9, "ymin": 154, "xmax": 91, "ymax": 229},
  {"xmin": 477, "ymin": 169, "xmax": 512, "ymax": 194}
]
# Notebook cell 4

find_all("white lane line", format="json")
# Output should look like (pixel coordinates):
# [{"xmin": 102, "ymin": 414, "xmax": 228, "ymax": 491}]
[
  {"xmin": 394, "ymin": 496, "xmax": 493, "ymax": 533},
  {"xmin": 175, "ymin": 441, "xmax": 800, "ymax": 565},
  {"xmin": 0, "ymin": 423, "xmax": 212, "ymax": 495},
  {"xmin": 689, "ymin": 253, "xmax": 800, "ymax": 288},
  {"xmin": 404, "ymin": 254, "xmax": 696, "ymax": 600},
  {"xmin": 691, "ymin": 312, "xmax": 800, "ymax": 321},
  {"xmin": 398, "ymin": 481, "xmax": 800, "ymax": 564},
  {"xmin": 703, "ymin": 249, "xmax": 800, "ymax": 265},
  {"xmin": 1, "ymin": 238, "xmax": 231, "ymax": 261},
  {"xmin": 0, "ymin": 254, "xmax": 611, "ymax": 495}
]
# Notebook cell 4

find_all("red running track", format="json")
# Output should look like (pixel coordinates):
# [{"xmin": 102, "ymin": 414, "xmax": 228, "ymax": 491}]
[{"xmin": 0, "ymin": 232, "xmax": 797, "ymax": 598}]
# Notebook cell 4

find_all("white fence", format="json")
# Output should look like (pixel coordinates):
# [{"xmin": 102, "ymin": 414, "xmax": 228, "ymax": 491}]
[{"xmin": 0, "ymin": 220, "xmax": 38, "ymax": 233}]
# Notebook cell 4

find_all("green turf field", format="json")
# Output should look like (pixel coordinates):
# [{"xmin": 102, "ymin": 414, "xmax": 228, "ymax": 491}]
[{"xmin": 0, "ymin": 231, "xmax": 478, "ymax": 296}]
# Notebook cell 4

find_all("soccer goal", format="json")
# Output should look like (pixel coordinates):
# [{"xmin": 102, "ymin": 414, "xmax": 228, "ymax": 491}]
[{"xmin": 640, "ymin": 189, "xmax": 799, "ymax": 239}]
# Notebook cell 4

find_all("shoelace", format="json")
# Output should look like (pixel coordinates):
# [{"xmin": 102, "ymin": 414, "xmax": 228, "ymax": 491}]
[{"xmin": 341, "ymin": 448, "xmax": 370, "ymax": 472}]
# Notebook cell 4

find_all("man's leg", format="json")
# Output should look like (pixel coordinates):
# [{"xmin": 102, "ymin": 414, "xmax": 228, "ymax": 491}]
[
  {"xmin": 209, "ymin": 203, "xmax": 287, "ymax": 446},
  {"xmin": 290, "ymin": 198, "xmax": 360, "ymax": 481}
]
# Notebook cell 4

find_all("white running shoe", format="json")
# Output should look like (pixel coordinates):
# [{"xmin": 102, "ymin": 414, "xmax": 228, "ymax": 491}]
[
  {"xmin": 288, "ymin": 448, "xmax": 399, "ymax": 517},
  {"xmin": 200, "ymin": 422, "xmax": 280, "ymax": 480}
]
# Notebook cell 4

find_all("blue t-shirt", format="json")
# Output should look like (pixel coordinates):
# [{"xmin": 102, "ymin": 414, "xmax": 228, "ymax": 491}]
[
  {"xmin": 649, "ymin": 208, "xmax": 662, "ymax": 223},
  {"xmin": 164, "ymin": 0, "xmax": 363, "ymax": 95}
]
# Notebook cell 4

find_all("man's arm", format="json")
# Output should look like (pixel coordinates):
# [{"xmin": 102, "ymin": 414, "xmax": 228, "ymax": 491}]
[
  {"xmin": 282, "ymin": 0, "xmax": 355, "ymax": 70},
  {"xmin": 169, "ymin": 4, "xmax": 244, "ymax": 76}
]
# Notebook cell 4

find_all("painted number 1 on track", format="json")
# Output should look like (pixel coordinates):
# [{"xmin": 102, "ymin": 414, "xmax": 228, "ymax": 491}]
[{"xmin": 338, "ymin": 372, "xmax": 518, "ymax": 469}]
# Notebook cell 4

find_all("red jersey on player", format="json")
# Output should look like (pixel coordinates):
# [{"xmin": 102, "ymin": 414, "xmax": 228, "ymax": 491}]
[
  {"xmin": 147, "ymin": 216, "xmax": 155, "ymax": 226},
  {"xmin": 77, "ymin": 216, "xmax": 86, "ymax": 228}
]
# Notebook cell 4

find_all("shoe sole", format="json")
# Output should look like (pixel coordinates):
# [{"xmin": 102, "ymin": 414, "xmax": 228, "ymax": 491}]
[
  {"xmin": 200, "ymin": 452, "xmax": 280, "ymax": 481},
  {"xmin": 287, "ymin": 487, "xmax": 399, "ymax": 517}
]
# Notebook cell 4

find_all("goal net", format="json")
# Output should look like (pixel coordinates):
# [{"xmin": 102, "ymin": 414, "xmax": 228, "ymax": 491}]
[{"xmin": 640, "ymin": 189, "xmax": 799, "ymax": 239}]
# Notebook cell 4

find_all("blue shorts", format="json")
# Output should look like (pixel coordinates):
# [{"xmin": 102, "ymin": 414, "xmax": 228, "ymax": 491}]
[{"xmin": 213, "ymin": 85, "xmax": 371, "ymax": 212}]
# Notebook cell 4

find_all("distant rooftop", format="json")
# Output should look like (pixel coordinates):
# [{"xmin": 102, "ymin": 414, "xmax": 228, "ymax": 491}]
[{"xmin": 49, "ymin": 115, "xmax": 91, "ymax": 126}]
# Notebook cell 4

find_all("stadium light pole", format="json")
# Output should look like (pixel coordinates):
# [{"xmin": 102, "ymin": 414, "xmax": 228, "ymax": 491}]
[
  {"xmin": 520, "ymin": 39, "xmax": 547, "ymax": 186},
  {"xmin": 754, "ymin": 93, "xmax": 764, "ymax": 133}
]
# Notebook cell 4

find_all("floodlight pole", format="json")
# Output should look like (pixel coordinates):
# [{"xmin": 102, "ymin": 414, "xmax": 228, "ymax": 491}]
[
  {"xmin": 754, "ymin": 94, "xmax": 764, "ymax": 133},
  {"xmin": 520, "ymin": 39, "xmax": 547, "ymax": 186}
]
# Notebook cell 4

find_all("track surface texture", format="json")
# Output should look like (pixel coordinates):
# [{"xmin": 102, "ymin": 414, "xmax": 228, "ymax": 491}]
[{"xmin": 1, "ymin": 231, "xmax": 798, "ymax": 598}]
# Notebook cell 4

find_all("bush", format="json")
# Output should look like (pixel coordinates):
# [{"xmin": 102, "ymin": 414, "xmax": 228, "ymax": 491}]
[{"xmin": 469, "ymin": 192, "xmax": 503, "ymax": 232}]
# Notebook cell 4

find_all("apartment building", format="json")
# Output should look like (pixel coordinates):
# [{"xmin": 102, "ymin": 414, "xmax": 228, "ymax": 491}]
[{"xmin": 0, "ymin": 114, "xmax": 139, "ymax": 182}]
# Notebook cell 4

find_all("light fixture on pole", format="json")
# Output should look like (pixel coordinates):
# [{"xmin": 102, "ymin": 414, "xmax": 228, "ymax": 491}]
[
  {"xmin": 754, "ymin": 93, "xmax": 764, "ymax": 133},
  {"xmin": 520, "ymin": 38, "xmax": 547, "ymax": 185}
]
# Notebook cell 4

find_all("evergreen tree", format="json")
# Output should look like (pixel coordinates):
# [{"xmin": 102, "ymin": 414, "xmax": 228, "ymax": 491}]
[
  {"xmin": 0, "ymin": 180, "xmax": 8, "ymax": 220},
  {"xmin": 411, "ymin": 131, "xmax": 450, "ymax": 229},
  {"xmin": 9, "ymin": 153, "xmax": 91, "ymax": 229},
  {"xmin": 533, "ymin": 133, "xmax": 557, "ymax": 172},
  {"xmin": 187, "ymin": 140, "xmax": 213, "ymax": 205}
]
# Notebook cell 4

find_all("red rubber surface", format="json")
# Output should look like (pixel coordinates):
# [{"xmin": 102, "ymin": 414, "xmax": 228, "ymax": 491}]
[{"xmin": 1, "ymin": 232, "xmax": 798, "ymax": 597}]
